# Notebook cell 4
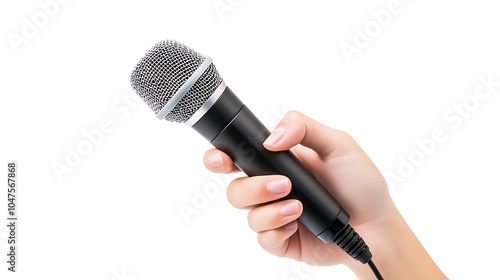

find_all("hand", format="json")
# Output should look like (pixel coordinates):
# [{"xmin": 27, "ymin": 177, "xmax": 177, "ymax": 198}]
[{"xmin": 203, "ymin": 111, "xmax": 446, "ymax": 279}]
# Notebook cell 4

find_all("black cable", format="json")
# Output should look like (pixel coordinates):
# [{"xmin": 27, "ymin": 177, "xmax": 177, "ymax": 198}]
[
  {"xmin": 330, "ymin": 224, "xmax": 384, "ymax": 279},
  {"xmin": 367, "ymin": 259, "xmax": 384, "ymax": 280}
]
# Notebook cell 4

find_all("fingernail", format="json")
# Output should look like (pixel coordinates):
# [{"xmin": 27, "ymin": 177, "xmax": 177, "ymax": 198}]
[
  {"xmin": 208, "ymin": 153, "xmax": 223, "ymax": 167},
  {"xmin": 264, "ymin": 127, "xmax": 286, "ymax": 147},
  {"xmin": 283, "ymin": 222, "xmax": 297, "ymax": 231},
  {"xmin": 280, "ymin": 201, "xmax": 299, "ymax": 216},
  {"xmin": 266, "ymin": 178, "xmax": 290, "ymax": 194}
]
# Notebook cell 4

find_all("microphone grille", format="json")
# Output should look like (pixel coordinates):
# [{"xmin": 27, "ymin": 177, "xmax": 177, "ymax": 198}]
[{"xmin": 130, "ymin": 40, "xmax": 222, "ymax": 123}]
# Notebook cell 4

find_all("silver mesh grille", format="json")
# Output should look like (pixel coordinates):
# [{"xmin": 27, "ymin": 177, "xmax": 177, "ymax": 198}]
[{"xmin": 130, "ymin": 40, "xmax": 223, "ymax": 123}]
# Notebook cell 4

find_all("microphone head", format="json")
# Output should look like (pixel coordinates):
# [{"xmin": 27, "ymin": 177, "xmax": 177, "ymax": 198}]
[{"xmin": 130, "ymin": 40, "xmax": 223, "ymax": 123}]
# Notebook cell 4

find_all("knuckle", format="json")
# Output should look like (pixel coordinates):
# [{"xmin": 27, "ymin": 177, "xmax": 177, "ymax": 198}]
[
  {"xmin": 284, "ymin": 110, "xmax": 303, "ymax": 121},
  {"xmin": 247, "ymin": 210, "xmax": 260, "ymax": 232},
  {"xmin": 256, "ymin": 232, "xmax": 273, "ymax": 250},
  {"xmin": 335, "ymin": 129, "xmax": 355, "ymax": 144},
  {"xmin": 226, "ymin": 178, "xmax": 243, "ymax": 207}
]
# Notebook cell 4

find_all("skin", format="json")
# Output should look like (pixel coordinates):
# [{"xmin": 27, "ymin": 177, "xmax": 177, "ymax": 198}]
[{"xmin": 203, "ymin": 111, "xmax": 447, "ymax": 280}]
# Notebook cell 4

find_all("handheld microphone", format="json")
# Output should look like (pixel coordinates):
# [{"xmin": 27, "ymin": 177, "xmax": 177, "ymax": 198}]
[{"xmin": 130, "ymin": 40, "xmax": 375, "ymax": 265}]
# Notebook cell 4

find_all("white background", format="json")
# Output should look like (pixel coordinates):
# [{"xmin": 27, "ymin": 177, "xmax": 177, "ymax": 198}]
[{"xmin": 1, "ymin": 0, "xmax": 499, "ymax": 279}]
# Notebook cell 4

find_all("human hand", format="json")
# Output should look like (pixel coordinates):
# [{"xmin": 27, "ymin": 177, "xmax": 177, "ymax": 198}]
[{"xmin": 203, "ymin": 111, "xmax": 446, "ymax": 279}]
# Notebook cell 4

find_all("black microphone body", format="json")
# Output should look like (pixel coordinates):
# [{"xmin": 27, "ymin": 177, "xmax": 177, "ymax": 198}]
[{"xmin": 193, "ymin": 86, "xmax": 352, "ymax": 244}]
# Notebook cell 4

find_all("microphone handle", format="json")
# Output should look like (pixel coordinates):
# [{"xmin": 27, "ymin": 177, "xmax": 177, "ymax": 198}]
[{"xmin": 192, "ymin": 87, "xmax": 349, "ymax": 242}]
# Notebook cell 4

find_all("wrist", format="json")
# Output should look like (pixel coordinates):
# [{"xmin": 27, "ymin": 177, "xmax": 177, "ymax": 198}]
[{"xmin": 344, "ymin": 205, "xmax": 447, "ymax": 280}]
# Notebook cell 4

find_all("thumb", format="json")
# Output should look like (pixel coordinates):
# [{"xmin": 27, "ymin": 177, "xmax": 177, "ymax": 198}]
[{"xmin": 263, "ymin": 111, "xmax": 359, "ymax": 159}]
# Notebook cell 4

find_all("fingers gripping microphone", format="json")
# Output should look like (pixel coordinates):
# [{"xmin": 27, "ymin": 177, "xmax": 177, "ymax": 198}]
[{"xmin": 130, "ymin": 40, "xmax": 373, "ymax": 264}]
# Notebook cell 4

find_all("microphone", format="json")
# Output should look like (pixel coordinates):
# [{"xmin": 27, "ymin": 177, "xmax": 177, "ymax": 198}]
[{"xmin": 130, "ymin": 40, "xmax": 374, "ymax": 265}]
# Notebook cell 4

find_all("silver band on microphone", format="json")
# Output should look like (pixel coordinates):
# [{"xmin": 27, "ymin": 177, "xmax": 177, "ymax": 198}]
[
  {"xmin": 156, "ymin": 56, "xmax": 213, "ymax": 120},
  {"xmin": 185, "ymin": 81, "xmax": 227, "ymax": 127}
]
